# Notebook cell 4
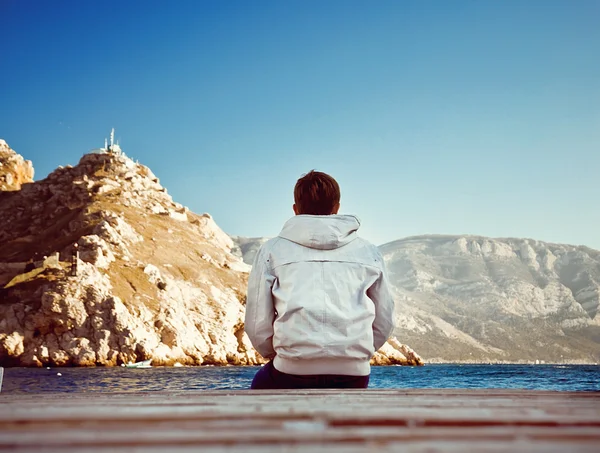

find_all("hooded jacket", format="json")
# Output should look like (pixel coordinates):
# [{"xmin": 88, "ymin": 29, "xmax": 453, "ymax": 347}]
[{"xmin": 244, "ymin": 214, "xmax": 395, "ymax": 376}]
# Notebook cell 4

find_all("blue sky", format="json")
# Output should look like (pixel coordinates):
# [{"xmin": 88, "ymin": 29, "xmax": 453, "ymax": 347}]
[{"xmin": 1, "ymin": 0, "xmax": 599, "ymax": 248}]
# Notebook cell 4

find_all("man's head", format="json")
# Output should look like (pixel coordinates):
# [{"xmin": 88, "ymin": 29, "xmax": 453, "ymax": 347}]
[{"xmin": 293, "ymin": 170, "xmax": 340, "ymax": 215}]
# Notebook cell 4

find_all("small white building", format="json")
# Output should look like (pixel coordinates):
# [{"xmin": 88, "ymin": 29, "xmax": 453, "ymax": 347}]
[{"xmin": 90, "ymin": 128, "xmax": 122, "ymax": 155}]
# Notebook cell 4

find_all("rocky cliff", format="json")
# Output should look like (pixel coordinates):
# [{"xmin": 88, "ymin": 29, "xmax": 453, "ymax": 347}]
[
  {"xmin": 0, "ymin": 140, "xmax": 34, "ymax": 191},
  {"xmin": 0, "ymin": 145, "xmax": 421, "ymax": 367},
  {"xmin": 0, "ymin": 147, "xmax": 263, "ymax": 367}
]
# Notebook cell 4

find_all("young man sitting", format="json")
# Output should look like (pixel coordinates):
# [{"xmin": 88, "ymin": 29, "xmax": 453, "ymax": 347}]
[{"xmin": 245, "ymin": 170, "xmax": 395, "ymax": 389}]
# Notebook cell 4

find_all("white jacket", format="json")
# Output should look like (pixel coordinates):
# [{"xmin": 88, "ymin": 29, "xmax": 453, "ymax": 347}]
[{"xmin": 244, "ymin": 214, "xmax": 395, "ymax": 376}]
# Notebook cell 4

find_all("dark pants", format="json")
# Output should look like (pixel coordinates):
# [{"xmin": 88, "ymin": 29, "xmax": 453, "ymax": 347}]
[{"xmin": 250, "ymin": 360, "xmax": 370, "ymax": 389}]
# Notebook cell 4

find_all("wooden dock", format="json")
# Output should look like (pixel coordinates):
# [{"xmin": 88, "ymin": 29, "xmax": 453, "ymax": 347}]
[{"xmin": 1, "ymin": 389, "xmax": 599, "ymax": 452}]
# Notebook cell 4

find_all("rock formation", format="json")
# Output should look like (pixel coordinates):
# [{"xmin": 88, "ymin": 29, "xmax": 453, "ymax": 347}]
[
  {"xmin": 0, "ymin": 144, "xmax": 421, "ymax": 367},
  {"xmin": 0, "ymin": 140, "xmax": 34, "ymax": 191},
  {"xmin": 371, "ymin": 338, "xmax": 423, "ymax": 366}
]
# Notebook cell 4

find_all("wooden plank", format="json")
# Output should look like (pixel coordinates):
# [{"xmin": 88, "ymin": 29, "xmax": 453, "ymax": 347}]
[{"xmin": 1, "ymin": 389, "xmax": 599, "ymax": 452}]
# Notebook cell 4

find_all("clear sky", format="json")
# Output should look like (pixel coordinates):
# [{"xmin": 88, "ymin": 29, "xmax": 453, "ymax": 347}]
[{"xmin": 1, "ymin": 0, "xmax": 599, "ymax": 248}]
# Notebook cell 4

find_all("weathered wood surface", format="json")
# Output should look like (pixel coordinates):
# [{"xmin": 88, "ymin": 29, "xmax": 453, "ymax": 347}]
[{"xmin": 1, "ymin": 389, "xmax": 599, "ymax": 452}]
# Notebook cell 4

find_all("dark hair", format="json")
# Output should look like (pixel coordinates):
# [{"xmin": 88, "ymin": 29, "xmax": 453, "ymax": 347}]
[{"xmin": 294, "ymin": 170, "xmax": 340, "ymax": 215}]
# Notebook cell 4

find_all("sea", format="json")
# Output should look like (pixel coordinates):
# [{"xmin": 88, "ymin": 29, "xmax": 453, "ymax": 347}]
[{"xmin": 1, "ymin": 364, "xmax": 599, "ymax": 394}]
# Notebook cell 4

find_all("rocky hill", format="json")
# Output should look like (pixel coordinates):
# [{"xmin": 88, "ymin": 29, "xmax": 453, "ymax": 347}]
[
  {"xmin": 0, "ymin": 147, "xmax": 261, "ymax": 367},
  {"xmin": 0, "ymin": 142, "xmax": 421, "ymax": 367},
  {"xmin": 232, "ymin": 235, "xmax": 600, "ymax": 363},
  {"xmin": 0, "ymin": 140, "xmax": 34, "ymax": 191}
]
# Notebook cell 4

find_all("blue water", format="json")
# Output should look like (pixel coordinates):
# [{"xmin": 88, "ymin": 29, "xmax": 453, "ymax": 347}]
[{"xmin": 1, "ymin": 364, "xmax": 599, "ymax": 394}]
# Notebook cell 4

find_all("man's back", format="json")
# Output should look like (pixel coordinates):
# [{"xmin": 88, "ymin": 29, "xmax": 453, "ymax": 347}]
[
  {"xmin": 244, "ymin": 169, "xmax": 395, "ymax": 389},
  {"xmin": 245, "ymin": 214, "xmax": 394, "ymax": 377}
]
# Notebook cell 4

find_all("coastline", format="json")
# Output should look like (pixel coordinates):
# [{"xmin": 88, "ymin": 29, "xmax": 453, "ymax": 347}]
[
  {"xmin": 1, "ymin": 360, "xmax": 599, "ymax": 368},
  {"xmin": 424, "ymin": 359, "xmax": 600, "ymax": 366}
]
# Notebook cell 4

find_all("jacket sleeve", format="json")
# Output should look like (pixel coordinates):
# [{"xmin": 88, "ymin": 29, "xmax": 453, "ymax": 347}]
[
  {"xmin": 244, "ymin": 243, "xmax": 277, "ymax": 359},
  {"xmin": 367, "ymin": 251, "xmax": 395, "ymax": 352}
]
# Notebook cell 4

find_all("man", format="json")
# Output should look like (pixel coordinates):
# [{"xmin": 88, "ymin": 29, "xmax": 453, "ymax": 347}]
[{"xmin": 245, "ymin": 170, "xmax": 395, "ymax": 389}]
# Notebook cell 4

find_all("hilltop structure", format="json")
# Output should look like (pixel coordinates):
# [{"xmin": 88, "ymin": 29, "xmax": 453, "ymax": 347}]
[{"xmin": 90, "ymin": 128, "xmax": 123, "ymax": 156}]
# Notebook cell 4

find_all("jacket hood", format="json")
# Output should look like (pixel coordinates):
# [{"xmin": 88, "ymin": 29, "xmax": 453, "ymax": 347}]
[{"xmin": 278, "ymin": 215, "xmax": 360, "ymax": 250}]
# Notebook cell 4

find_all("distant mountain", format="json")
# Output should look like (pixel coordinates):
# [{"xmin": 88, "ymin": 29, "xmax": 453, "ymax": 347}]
[
  {"xmin": 232, "ymin": 234, "xmax": 600, "ymax": 363},
  {"xmin": 381, "ymin": 235, "xmax": 600, "ymax": 363},
  {"xmin": 230, "ymin": 236, "xmax": 269, "ymax": 265}
]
